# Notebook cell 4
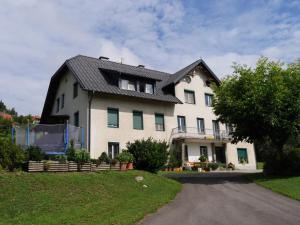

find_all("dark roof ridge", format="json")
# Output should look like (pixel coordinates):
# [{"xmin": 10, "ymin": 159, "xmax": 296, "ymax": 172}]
[{"xmin": 71, "ymin": 54, "xmax": 172, "ymax": 76}]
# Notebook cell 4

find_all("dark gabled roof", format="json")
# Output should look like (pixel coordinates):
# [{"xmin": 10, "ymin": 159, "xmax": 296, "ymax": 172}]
[
  {"xmin": 41, "ymin": 55, "xmax": 220, "ymax": 123},
  {"xmin": 162, "ymin": 59, "xmax": 221, "ymax": 88},
  {"xmin": 65, "ymin": 55, "xmax": 180, "ymax": 103}
]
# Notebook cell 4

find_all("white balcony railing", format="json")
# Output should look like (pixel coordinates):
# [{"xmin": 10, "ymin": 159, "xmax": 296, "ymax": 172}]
[{"xmin": 170, "ymin": 127, "xmax": 232, "ymax": 142}]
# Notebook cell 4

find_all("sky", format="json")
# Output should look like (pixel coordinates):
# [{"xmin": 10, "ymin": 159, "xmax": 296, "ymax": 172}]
[{"xmin": 0, "ymin": 0, "xmax": 299, "ymax": 115}]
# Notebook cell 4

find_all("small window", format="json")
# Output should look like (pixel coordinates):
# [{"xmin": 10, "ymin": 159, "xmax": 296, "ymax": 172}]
[
  {"xmin": 184, "ymin": 145, "xmax": 189, "ymax": 161},
  {"xmin": 108, "ymin": 142, "xmax": 119, "ymax": 159},
  {"xmin": 184, "ymin": 90, "xmax": 195, "ymax": 104},
  {"xmin": 107, "ymin": 108, "xmax": 119, "ymax": 128},
  {"xmin": 205, "ymin": 93, "xmax": 213, "ymax": 107},
  {"xmin": 133, "ymin": 111, "xmax": 143, "ymax": 130},
  {"xmin": 197, "ymin": 118, "xmax": 205, "ymax": 134},
  {"xmin": 200, "ymin": 146, "xmax": 208, "ymax": 158},
  {"xmin": 73, "ymin": 82, "xmax": 78, "ymax": 98},
  {"xmin": 237, "ymin": 148, "xmax": 248, "ymax": 164},
  {"xmin": 145, "ymin": 83, "xmax": 154, "ymax": 94},
  {"xmin": 61, "ymin": 94, "xmax": 65, "ymax": 109},
  {"xmin": 56, "ymin": 98, "xmax": 60, "ymax": 113},
  {"xmin": 226, "ymin": 123, "xmax": 233, "ymax": 133},
  {"xmin": 120, "ymin": 79, "xmax": 136, "ymax": 91},
  {"xmin": 74, "ymin": 111, "xmax": 79, "ymax": 127},
  {"xmin": 155, "ymin": 113, "xmax": 165, "ymax": 131}
]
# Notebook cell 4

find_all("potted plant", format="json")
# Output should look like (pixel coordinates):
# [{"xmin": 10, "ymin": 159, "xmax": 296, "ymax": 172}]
[
  {"xmin": 74, "ymin": 149, "xmax": 90, "ymax": 171},
  {"xmin": 116, "ymin": 151, "xmax": 130, "ymax": 171},
  {"xmin": 126, "ymin": 152, "xmax": 134, "ymax": 170}
]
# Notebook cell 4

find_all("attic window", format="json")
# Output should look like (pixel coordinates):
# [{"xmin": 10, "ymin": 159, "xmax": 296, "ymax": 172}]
[
  {"xmin": 205, "ymin": 80, "xmax": 211, "ymax": 87},
  {"xmin": 183, "ymin": 76, "xmax": 191, "ymax": 83},
  {"xmin": 120, "ymin": 79, "xmax": 136, "ymax": 91}
]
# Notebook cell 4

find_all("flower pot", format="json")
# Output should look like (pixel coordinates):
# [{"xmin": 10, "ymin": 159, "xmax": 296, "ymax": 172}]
[
  {"xmin": 127, "ymin": 162, "xmax": 133, "ymax": 170},
  {"xmin": 120, "ymin": 162, "xmax": 127, "ymax": 171}
]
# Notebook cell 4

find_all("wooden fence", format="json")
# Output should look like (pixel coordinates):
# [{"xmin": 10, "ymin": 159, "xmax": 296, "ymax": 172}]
[{"xmin": 28, "ymin": 161, "xmax": 122, "ymax": 172}]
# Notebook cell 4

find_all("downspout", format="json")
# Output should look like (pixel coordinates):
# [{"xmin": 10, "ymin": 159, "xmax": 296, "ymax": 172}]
[{"xmin": 88, "ymin": 91, "xmax": 95, "ymax": 153}]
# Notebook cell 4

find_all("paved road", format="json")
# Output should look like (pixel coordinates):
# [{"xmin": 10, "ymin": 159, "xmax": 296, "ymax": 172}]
[{"xmin": 138, "ymin": 173, "xmax": 300, "ymax": 225}]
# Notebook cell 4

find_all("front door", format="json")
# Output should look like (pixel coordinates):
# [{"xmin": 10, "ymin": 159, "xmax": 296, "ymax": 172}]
[
  {"xmin": 215, "ymin": 146, "xmax": 226, "ymax": 163},
  {"xmin": 177, "ymin": 116, "xmax": 186, "ymax": 132}
]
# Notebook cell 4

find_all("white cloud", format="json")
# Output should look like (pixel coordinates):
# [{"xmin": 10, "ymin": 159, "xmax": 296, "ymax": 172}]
[{"xmin": 0, "ymin": 0, "xmax": 299, "ymax": 115}]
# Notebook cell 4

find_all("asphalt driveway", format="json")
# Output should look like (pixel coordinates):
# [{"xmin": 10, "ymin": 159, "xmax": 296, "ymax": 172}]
[{"xmin": 138, "ymin": 172, "xmax": 300, "ymax": 225}]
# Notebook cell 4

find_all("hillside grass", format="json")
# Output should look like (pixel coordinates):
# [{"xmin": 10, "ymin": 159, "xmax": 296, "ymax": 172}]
[
  {"xmin": 0, "ymin": 170, "xmax": 181, "ymax": 225},
  {"xmin": 246, "ymin": 173, "xmax": 300, "ymax": 201}
]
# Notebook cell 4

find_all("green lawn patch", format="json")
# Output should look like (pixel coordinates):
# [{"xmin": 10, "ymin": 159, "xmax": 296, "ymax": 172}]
[
  {"xmin": 0, "ymin": 170, "xmax": 181, "ymax": 225},
  {"xmin": 246, "ymin": 173, "xmax": 300, "ymax": 201}
]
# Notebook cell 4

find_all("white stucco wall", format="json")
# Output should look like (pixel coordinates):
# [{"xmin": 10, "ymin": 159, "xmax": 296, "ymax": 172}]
[
  {"xmin": 89, "ymin": 94, "xmax": 175, "ymax": 158},
  {"xmin": 51, "ymin": 71, "xmax": 89, "ymax": 147}
]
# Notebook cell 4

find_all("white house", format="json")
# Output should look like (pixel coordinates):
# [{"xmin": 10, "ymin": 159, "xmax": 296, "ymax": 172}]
[{"xmin": 41, "ymin": 55, "xmax": 256, "ymax": 170}]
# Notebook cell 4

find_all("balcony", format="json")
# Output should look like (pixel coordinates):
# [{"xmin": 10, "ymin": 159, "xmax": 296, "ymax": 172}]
[{"xmin": 170, "ymin": 127, "xmax": 232, "ymax": 142}]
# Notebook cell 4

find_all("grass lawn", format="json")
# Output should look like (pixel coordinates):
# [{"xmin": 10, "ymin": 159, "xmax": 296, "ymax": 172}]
[
  {"xmin": 246, "ymin": 173, "xmax": 300, "ymax": 201},
  {"xmin": 0, "ymin": 170, "xmax": 181, "ymax": 225}
]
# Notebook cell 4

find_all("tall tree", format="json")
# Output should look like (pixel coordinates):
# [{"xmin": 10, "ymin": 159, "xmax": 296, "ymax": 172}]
[
  {"xmin": 213, "ymin": 57, "xmax": 300, "ymax": 155},
  {"xmin": 0, "ymin": 100, "xmax": 6, "ymax": 112}
]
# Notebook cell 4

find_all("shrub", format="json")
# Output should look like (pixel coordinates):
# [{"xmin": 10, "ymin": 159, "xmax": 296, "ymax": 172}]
[
  {"xmin": 0, "ymin": 139, "xmax": 25, "ymax": 171},
  {"xmin": 56, "ymin": 154, "xmax": 67, "ymax": 164},
  {"xmin": 74, "ymin": 149, "xmax": 90, "ymax": 165},
  {"xmin": 264, "ymin": 146, "xmax": 300, "ymax": 175},
  {"xmin": 199, "ymin": 155, "xmax": 207, "ymax": 162},
  {"xmin": 117, "ymin": 151, "xmax": 134, "ymax": 163},
  {"xmin": 66, "ymin": 146, "xmax": 76, "ymax": 161},
  {"xmin": 98, "ymin": 152, "xmax": 110, "ymax": 164},
  {"xmin": 208, "ymin": 163, "xmax": 219, "ymax": 171},
  {"xmin": 26, "ymin": 146, "xmax": 45, "ymax": 161},
  {"xmin": 126, "ymin": 138, "xmax": 168, "ymax": 173}
]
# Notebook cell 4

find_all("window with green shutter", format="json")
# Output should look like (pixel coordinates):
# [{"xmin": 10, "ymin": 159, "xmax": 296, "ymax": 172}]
[
  {"xmin": 107, "ymin": 108, "xmax": 119, "ymax": 128},
  {"xmin": 133, "ymin": 111, "xmax": 143, "ymax": 130},
  {"xmin": 237, "ymin": 148, "xmax": 248, "ymax": 164},
  {"xmin": 155, "ymin": 113, "xmax": 165, "ymax": 131}
]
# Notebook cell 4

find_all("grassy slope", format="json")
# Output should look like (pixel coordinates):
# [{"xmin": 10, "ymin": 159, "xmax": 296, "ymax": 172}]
[
  {"xmin": 247, "ymin": 173, "xmax": 300, "ymax": 201},
  {"xmin": 0, "ymin": 171, "xmax": 181, "ymax": 225}
]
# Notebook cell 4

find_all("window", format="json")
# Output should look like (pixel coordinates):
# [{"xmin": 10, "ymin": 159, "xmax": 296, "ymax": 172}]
[
  {"xmin": 61, "ymin": 94, "xmax": 65, "ymax": 109},
  {"xmin": 133, "ymin": 111, "xmax": 143, "ymax": 130},
  {"xmin": 197, "ymin": 118, "xmax": 205, "ymax": 134},
  {"xmin": 107, "ymin": 108, "xmax": 119, "ymax": 128},
  {"xmin": 184, "ymin": 90, "xmax": 195, "ymax": 104},
  {"xmin": 184, "ymin": 145, "xmax": 189, "ymax": 161},
  {"xmin": 200, "ymin": 146, "xmax": 208, "ymax": 158},
  {"xmin": 237, "ymin": 148, "xmax": 248, "ymax": 163},
  {"xmin": 74, "ymin": 111, "xmax": 79, "ymax": 127},
  {"xmin": 177, "ymin": 116, "xmax": 186, "ymax": 132},
  {"xmin": 56, "ymin": 98, "xmax": 60, "ymax": 113},
  {"xmin": 120, "ymin": 79, "xmax": 136, "ymax": 91},
  {"xmin": 145, "ymin": 83, "xmax": 154, "ymax": 94},
  {"xmin": 155, "ymin": 113, "xmax": 165, "ymax": 131},
  {"xmin": 108, "ymin": 142, "xmax": 119, "ymax": 159},
  {"xmin": 212, "ymin": 120, "xmax": 220, "ymax": 138},
  {"xmin": 205, "ymin": 93, "xmax": 213, "ymax": 107},
  {"xmin": 73, "ymin": 82, "xmax": 78, "ymax": 98}
]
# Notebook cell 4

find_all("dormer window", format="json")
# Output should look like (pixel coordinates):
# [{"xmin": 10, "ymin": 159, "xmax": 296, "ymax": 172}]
[
  {"xmin": 120, "ymin": 79, "xmax": 136, "ymax": 91},
  {"xmin": 145, "ymin": 83, "xmax": 154, "ymax": 94}
]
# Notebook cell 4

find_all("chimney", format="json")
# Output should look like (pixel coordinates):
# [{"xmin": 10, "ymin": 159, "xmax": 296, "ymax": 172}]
[
  {"xmin": 137, "ymin": 65, "xmax": 145, "ymax": 68},
  {"xmin": 99, "ymin": 56, "xmax": 109, "ymax": 60}
]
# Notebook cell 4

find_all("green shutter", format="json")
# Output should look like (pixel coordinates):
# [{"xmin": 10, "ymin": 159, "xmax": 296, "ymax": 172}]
[
  {"xmin": 237, "ymin": 148, "xmax": 248, "ymax": 163},
  {"xmin": 108, "ymin": 108, "xmax": 118, "ymax": 127},
  {"xmin": 133, "ymin": 111, "xmax": 143, "ymax": 130}
]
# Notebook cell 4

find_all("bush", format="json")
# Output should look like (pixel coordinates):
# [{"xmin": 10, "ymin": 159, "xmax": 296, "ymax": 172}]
[
  {"xmin": 126, "ymin": 138, "xmax": 168, "ymax": 173},
  {"xmin": 208, "ymin": 163, "xmax": 219, "ymax": 171},
  {"xmin": 26, "ymin": 146, "xmax": 45, "ymax": 161},
  {"xmin": 0, "ymin": 139, "xmax": 25, "ymax": 171},
  {"xmin": 199, "ymin": 155, "xmax": 207, "ymax": 162},
  {"xmin": 66, "ymin": 146, "xmax": 76, "ymax": 161},
  {"xmin": 116, "ymin": 151, "xmax": 134, "ymax": 163},
  {"xmin": 56, "ymin": 154, "xmax": 67, "ymax": 164},
  {"xmin": 168, "ymin": 146, "xmax": 182, "ymax": 168},
  {"xmin": 264, "ymin": 147, "xmax": 300, "ymax": 175},
  {"xmin": 98, "ymin": 152, "xmax": 110, "ymax": 164},
  {"xmin": 74, "ymin": 149, "xmax": 90, "ymax": 165}
]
